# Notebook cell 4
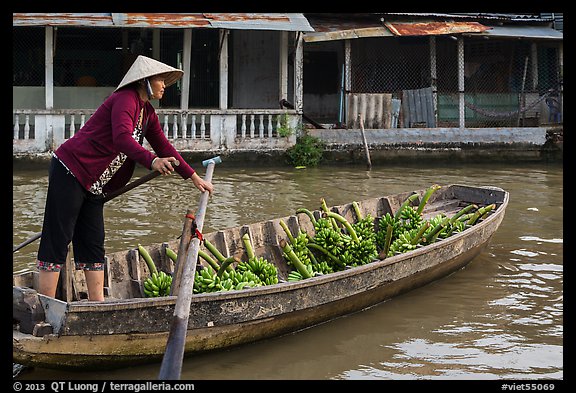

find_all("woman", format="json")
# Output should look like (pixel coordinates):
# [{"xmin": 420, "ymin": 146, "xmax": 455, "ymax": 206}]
[{"xmin": 36, "ymin": 55, "xmax": 214, "ymax": 301}]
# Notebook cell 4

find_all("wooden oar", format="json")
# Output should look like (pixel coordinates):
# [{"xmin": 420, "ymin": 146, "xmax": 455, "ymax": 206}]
[
  {"xmin": 158, "ymin": 156, "xmax": 221, "ymax": 381},
  {"xmin": 12, "ymin": 160, "xmax": 179, "ymax": 253}
]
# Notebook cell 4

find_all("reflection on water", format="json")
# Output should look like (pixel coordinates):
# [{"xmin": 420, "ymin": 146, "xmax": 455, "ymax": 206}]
[{"xmin": 13, "ymin": 161, "xmax": 562, "ymax": 380}]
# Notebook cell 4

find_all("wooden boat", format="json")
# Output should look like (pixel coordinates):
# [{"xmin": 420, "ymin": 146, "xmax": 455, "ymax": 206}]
[{"xmin": 13, "ymin": 183, "xmax": 509, "ymax": 370}]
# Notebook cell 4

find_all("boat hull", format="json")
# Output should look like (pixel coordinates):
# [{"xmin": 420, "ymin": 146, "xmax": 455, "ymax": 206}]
[{"xmin": 13, "ymin": 184, "xmax": 508, "ymax": 370}]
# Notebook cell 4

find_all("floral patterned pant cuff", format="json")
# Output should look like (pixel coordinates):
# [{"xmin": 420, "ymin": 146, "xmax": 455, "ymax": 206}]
[{"xmin": 37, "ymin": 260, "xmax": 105, "ymax": 272}]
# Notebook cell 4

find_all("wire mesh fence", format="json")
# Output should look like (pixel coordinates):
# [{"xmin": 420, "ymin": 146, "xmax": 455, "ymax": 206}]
[{"xmin": 349, "ymin": 35, "xmax": 562, "ymax": 127}]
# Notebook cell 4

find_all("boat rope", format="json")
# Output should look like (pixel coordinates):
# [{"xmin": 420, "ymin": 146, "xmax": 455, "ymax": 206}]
[
  {"xmin": 185, "ymin": 212, "xmax": 203, "ymax": 241},
  {"xmin": 194, "ymin": 228, "xmax": 203, "ymax": 241}
]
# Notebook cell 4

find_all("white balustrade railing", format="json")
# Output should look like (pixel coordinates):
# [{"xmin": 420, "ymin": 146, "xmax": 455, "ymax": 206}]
[{"xmin": 13, "ymin": 108, "xmax": 298, "ymax": 153}]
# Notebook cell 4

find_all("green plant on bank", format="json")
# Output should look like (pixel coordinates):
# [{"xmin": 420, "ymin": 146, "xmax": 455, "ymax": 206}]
[
  {"xmin": 286, "ymin": 133, "xmax": 325, "ymax": 167},
  {"xmin": 276, "ymin": 113, "xmax": 294, "ymax": 138}
]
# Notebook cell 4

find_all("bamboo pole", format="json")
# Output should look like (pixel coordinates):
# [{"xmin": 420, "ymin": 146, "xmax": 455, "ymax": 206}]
[{"xmin": 359, "ymin": 115, "xmax": 372, "ymax": 170}]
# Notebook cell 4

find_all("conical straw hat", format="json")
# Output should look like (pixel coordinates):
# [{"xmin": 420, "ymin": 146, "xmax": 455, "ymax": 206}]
[{"xmin": 115, "ymin": 55, "xmax": 184, "ymax": 91}]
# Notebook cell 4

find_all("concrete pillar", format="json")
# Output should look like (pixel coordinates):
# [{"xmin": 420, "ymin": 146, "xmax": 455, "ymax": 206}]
[
  {"xmin": 36, "ymin": 114, "xmax": 65, "ymax": 152},
  {"xmin": 219, "ymin": 30, "xmax": 229, "ymax": 110},
  {"xmin": 457, "ymin": 36, "xmax": 465, "ymax": 129},
  {"xmin": 44, "ymin": 27, "xmax": 54, "ymax": 110},
  {"xmin": 181, "ymin": 29, "xmax": 192, "ymax": 110}
]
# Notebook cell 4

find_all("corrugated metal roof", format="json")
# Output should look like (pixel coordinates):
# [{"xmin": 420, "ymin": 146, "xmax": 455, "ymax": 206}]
[
  {"xmin": 465, "ymin": 25, "xmax": 563, "ymax": 40},
  {"xmin": 447, "ymin": 13, "xmax": 553, "ymax": 22},
  {"xmin": 303, "ymin": 17, "xmax": 393, "ymax": 42},
  {"xmin": 378, "ymin": 13, "xmax": 552, "ymax": 22},
  {"xmin": 12, "ymin": 13, "xmax": 314, "ymax": 32},
  {"xmin": 384, "ymin": 21, "xmax": 491, "ymax": 36},
  {"xmin": 541, "ymin": 13, "xmax": 563, "ymax": 31}
]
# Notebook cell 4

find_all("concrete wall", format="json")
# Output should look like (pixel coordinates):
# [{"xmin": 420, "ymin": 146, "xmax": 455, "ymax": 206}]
[
  {"xmin": 306, "ymin": 126, "xmax": 561, "ymax": 164},
  {"xmin": 308, "ymin": 127, "xmax": 547, "ymax": 146}
]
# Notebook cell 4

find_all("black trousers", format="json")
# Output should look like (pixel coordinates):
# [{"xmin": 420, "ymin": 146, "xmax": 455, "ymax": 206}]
[{"xmin": 37, "ymin": 157, "xmax": 105, "ymax": 270}]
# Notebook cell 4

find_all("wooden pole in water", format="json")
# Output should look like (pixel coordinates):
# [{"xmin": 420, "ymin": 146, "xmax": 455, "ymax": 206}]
[{"xmin": 359, "ymin": 115, "xmax": 372, "ymax": 170}]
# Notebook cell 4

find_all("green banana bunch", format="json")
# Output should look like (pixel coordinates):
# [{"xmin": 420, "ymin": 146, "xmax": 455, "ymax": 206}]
[
  {"xmin": 376, "ymin": 212, "xmax": 398, "ymax": 251},
  {"xmin": 234, "ymin": 268, "xmax": 262, "ymax": 288},
  {"xmin": 442, "ymin": 220, "xmax": 466, "ymax": 238},
  {"xmin": 388, "ymin": 230, "xmax": 419, "ymax": 256},
  {"xmin": 236, "ymin": 256, "xmax": 279, "ymax": 285},
  {"xmin": 143, "ymin": 270, "xmax": 172, "ymax": 297},
  {"xmin": 346, "ymin": 238, "xmax": 378, "ymax": 267},
  {"xmin": 311, "ymin": 260, "xmax": 333, "ymax": 275},
  {"xmin": 292, "ymin": 231, "xmax": 313, "ymax": 266},
  {"xmin": 399, "ymin": 205, "xmax": 423, "ymax": 232},
  {"xmin": 193, "ymin": 258, "xmax": 271, "ymax": 294},
  {"xmin": 138, "ymin": 244, "xmax": 173, "ymax": 297},
  {"xmin": 194, "ymin": 266, "xmax": 221, "ymax": 293},
  {"xmin": 312, "ymin": 225, "xmax": 343, "ymax": 257},
  {"xmin": 423, "ymin": 214, "xmax": 447, "ymax": 241},
  {"xmin": 141, "ymin": 185, "xmax": 498, "ymax": 292},
  {"xmin": 352, "ymin": 215, "xmax": 376, "ymax": 244},
  {"xmin": 287, "ymin": 264, "xmax": 314, "ymax": 281},
  {"xmin": 287, "ymin": 270, "xmax": 303, "ymax": 281},
  {"xmin": 279, "ymin": 220, "xmax": 314, "ymax": 270}
]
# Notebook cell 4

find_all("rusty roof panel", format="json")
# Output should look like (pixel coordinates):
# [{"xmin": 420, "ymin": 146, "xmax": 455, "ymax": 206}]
[
  {"xmin": 13, "ymin": 13, "xmax": 115, "ymax": 27},
  {"xmin": 385, "ymin": 21, "xmax": 491, "ymax": 36},
  {"xmin": 205, "ymin": 13, "xmax": 313, "ymax": 31},
  {"xmin": 206, "ymin": 13, "xmax": 290, "ymax": 22},
  {"xmin": 121, "ymin": 13, "xmax": 211, "ymax": 28},
  {"xmin": 13, "ymin": 13, "xmax": 314, "ymax": 31},
  {"xmin": 304, "ymin": 27, "xmax": 393, "ymax": 42},
  {"xmin": 465, "ymin": 25, "xmax": 563, "ymax": 40},
  {"xmin": 304, "ymin": 17, "xmax": 392, "ymax": 42}
]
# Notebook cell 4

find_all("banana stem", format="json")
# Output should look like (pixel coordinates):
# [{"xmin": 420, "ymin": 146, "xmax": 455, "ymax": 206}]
[
  {"xmin": 295, "ymin": 208, "xmax": 317, "ymax": 226},
  {"xmin": 458, "ymin": 213, "xmax": 475, "ymax": 222},
  {"xmin": 198, "ymin": 249, "xmax": 221, "ymax": 273},
  {"xmin": 323, "ymin": 211, "xmax": 360, "ymax": 242},
  {"xmin": 307, "ymin": 248, "xmax": 319, "ymax": 265},
  {"xmin": 320, "ymin": 198, "xmax": 338, "ymax": 229},
  {"xmin": 280, "ymin": 239, "xmax": 312, "ymax": 279},
  {"xmin": 166, "ymin": 247, "xmax": 178, "ymax": 263},
  {"xmin": 394, "ymin": 193, "xmax": 420, "ymax": 220},
  {"xmin": 203, "ymin": 238, "xmax": 226, "ymax": 263},
  {"xmin": 138, "ymin": 244, "xmax": 158, "ymax": 275},
  {"xmin": 279, "ymin": 219, "xmax": 296, "ymax": 244},
  {"xmin": 352, "ymin": 201, "xmax": 363, "ymax": 221},
  {"xmin": 411, "ymin": 221, "xmax": 430, "ymax": 245},
  {"xmin": 384, "ymin": 224, "xmax": 394, "ymax": 259},
  {"xmin": 307, "ymin": 243, "xmax": 345, "ymax": 267},
  {"xmin": 242, "ymin": 233, "xmax": 255, "ymax": 260},
  {"xmin": 416, "ymin": 184, "xmax": 441, "ymax": 215},
  {"xmin": 468, "ymin": 204, "xmax": 496, "ymax": 225},
  {"xmin": 449, "ymin": 204, "xmax": 478, "ymax": 225},
  {"xmin": 216, "ymin": 257, "xmax": 240, "ymax": 279}
]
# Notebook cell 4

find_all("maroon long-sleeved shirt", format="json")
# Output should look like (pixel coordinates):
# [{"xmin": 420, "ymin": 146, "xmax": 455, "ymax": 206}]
[{"xmin": 55, "ymin": 88, "xmax": 195, "ymax": 193}]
